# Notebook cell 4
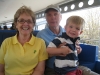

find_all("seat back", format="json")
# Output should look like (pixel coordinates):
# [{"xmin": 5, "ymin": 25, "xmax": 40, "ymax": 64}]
[
  {"xmin": 79, "ymin": 44, "xmax": 98, "ymax": 62},
  {"xmin": 78, "ymin": 44, "xmax": 99, "ymax": 71},
  {"xmin": 0, "ymin": 30, "xmax": 39, "ymax": 46}
]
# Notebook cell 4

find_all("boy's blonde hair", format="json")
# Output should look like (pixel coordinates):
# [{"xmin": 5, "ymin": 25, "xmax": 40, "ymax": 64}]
[{"xmin": 66, "ymin": 16, "xmax": 85, "ymax": 30}]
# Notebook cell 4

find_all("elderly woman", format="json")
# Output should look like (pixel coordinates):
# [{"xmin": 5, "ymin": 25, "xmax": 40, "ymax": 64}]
[{"xmin": 0, "ymin": 6, "xmax": 48, "ymax": 75}]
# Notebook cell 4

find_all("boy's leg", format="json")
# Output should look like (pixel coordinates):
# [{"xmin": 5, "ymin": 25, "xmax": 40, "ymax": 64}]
[
  {"xmin": 66, "ymin": 68, "xmax": 82, "ymax": 75},
  {"xmin": 78, "ymin": 66, "xmax": 99, "ymax": 75},
  {"xmin": 65, "ymin": 70, "xmax": 76, "ymax": 75}
]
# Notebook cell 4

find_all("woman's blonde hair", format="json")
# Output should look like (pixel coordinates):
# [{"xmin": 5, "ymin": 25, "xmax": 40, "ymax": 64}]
[{"xmin": 14, "ymin": 5, "xmax": 36, "ymax": 26}]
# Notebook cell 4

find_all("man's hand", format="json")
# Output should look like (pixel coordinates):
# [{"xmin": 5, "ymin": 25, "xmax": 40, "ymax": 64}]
[
  {"xmin": 76, "ymin": 41, "xmax": 82, "ymax": 54},
  {"xmin": 58, "ymin": 42, "xmax": 66, "ymax": 48},
  {"xmin": 58, "ymin": 42, "xmax": 72, "ymax": 56}
]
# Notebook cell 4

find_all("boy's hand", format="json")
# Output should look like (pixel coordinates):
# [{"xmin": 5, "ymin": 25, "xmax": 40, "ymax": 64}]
[{"xmin": 76, "ymin": 41, "xmax": 82, "ymax": 54}]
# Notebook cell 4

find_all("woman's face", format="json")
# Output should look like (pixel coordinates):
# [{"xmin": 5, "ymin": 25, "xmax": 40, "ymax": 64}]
[{"xmin": 16, "ymin": 13, "xmax": 34, "ymax": 36}]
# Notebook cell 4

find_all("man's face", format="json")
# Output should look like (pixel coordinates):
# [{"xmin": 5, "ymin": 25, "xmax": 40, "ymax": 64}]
[{"xmin": 45, "ymin": 9, "xmax": 62, "ymax": 28}]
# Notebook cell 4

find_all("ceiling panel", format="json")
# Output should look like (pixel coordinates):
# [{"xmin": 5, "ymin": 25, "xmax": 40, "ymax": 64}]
[{"xmin": 0, "ymin": 0, "xmax": 72, "ymax": 23}]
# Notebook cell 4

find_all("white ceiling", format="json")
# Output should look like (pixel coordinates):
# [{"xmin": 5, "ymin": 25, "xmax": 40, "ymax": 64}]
[{"xmin": 0, "ymin": 0, "xmax": 72, "ymax": 23}]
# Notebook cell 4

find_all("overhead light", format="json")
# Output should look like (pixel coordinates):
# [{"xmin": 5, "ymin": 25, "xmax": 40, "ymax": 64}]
[{"xmin": 58, "ymin": 0, "xmax": 74, "ymax": 5}]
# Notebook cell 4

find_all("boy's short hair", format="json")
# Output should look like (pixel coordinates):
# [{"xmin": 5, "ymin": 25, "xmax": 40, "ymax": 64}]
[{"xmin": 66, "ymin": 16, "xmax": 85, "ymax": 30}]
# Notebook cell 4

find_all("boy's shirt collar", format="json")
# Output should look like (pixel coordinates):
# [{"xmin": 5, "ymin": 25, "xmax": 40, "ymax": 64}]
[{"xmin": 62, "ymin": 32, "xmax": 80, "ymax": 43}]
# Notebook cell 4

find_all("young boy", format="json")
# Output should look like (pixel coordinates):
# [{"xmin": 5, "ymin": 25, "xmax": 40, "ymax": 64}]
[{"xmin": 47, "ymin": 15, "xmax": 85, "ymax": 75}]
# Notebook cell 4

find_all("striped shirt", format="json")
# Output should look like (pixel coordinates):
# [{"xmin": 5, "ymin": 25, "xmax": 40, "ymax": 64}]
[{"xmin": 48, "ymin": 32, "xmax": 80, "ymax": 74}]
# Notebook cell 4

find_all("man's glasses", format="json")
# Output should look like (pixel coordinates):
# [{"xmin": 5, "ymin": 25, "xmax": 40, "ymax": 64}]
[{"xmin": 17, "ymin": 19, "xmax": 33, "ymax": 24}]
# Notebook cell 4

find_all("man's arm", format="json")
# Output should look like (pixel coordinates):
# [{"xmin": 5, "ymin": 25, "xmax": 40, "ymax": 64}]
[{"xmin": 47, "ymin": 46, "xmax": 72, "ymax": 57}]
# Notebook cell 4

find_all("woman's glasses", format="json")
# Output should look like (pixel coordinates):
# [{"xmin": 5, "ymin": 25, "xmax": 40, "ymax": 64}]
[{"xmin": 17, "ymin": 19, "xmax": 33, "ymax": 24}]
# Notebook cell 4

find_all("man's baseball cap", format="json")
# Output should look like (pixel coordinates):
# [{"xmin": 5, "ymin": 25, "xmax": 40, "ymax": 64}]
[{"xmin": 45, "ymin": 4, "xmax": 60, "ymax": 13}]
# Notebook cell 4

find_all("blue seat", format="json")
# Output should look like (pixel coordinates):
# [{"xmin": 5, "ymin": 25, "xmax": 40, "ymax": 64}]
[
  {"xmin": 78, "ymin": 44, "xmax": 99, "ymax": 73},
  {"xmin": 95, "ymin": 60, "xmax": 100, "ymax": 74},
  {"xmin": 79, "ymin": 44, "xmax": 98, "ymax": 62},
  {"xmin": 0, "ymin": 30, "xmax": 39, "ymax": 46}
]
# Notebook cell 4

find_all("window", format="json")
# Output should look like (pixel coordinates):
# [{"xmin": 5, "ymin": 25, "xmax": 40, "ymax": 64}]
[
  {"xmin": 60, "ymin": 6, "xmax": 100, "ymax": 59},
  {"xmin": 35, "ymin": 18, "xmax": 47, "ymax": 30}
]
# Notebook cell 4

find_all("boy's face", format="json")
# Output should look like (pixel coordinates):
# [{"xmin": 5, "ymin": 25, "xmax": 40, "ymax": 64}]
[{"xmin": 65, "ymin": 22, "xmax": 83, "ymax": 38}]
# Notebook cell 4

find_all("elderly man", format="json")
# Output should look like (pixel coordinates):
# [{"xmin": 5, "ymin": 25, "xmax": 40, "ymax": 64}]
[{"xmin": 37, "ymin": 4, "xmax": 99, "ymax": 75}]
